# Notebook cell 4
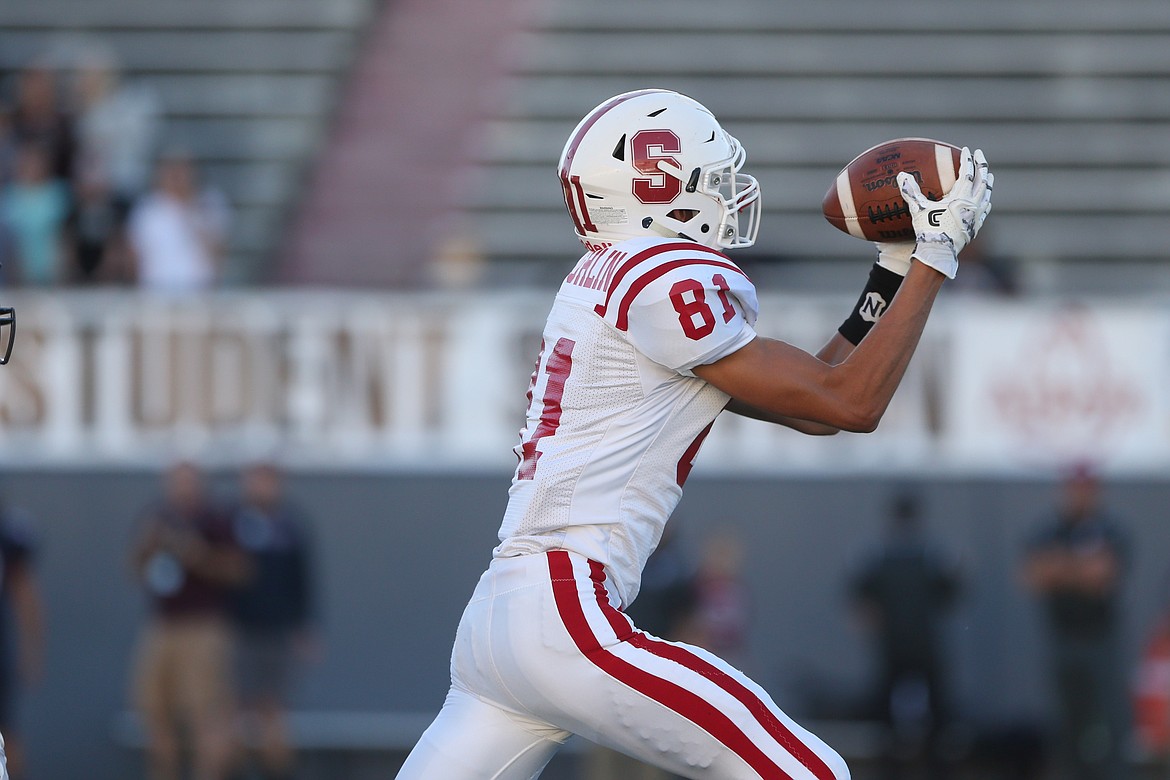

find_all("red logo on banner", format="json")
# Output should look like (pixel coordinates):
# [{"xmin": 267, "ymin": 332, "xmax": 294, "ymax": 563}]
[{"xmin": 988, "ymin": 307, "xmax": 1143, "ymax": 453}]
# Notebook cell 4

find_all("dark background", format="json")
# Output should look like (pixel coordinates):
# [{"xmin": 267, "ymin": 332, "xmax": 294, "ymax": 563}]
[{"xmin": 7, "ymin": 468, "xmax": 1168, "ymax": 778}]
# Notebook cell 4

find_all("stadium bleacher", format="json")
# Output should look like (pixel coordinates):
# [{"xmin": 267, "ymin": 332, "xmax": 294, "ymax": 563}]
[
  {"xmin": 460, "ymin": 0, "xmax": 1170, "ymax": 293},
  {"xmin": 5, "ymin": 0, "xmax": 1166, "ymax": 292},
  {"xmin": 0, "ymin": 0, "xmax": 378, "ymax": 283}
]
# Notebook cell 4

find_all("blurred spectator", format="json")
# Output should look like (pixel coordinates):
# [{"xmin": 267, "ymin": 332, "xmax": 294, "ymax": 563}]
[
  {"xmin": 67, "ymin": 46, "xmax": 159, "ymax": 284},
  {"xmin": 72, "ymin": 46, "xmax": 160, "ymax": 210},
  {"xmin": 850, "ymin": 490, "xmax": 961, "ymax": 779},
  {"xmin": 228, "ymin": 462, "xmax": 318, "ymax": 780},
  {"xmin": 8, "ymin": 64, "xmax": 75, "ymax": 184},
  {"xmin": 0, "ymin": 495, "xmax": 46, "ymax": 780},
  {"xmin": 67, "ymin": 159, "xmax": 125, "ymax": 284},
  {"xmin": 0, "ymin": 106, "xmax": 14, "ymax": 281},
  {"xmin": 1020, "ymin": 463, "xmax": 1130, "ymax": 780},
  {"xmin": 1133, "ymin": 605, "xmax": 1170, "ymax": 767},
  {"xmin": 127, "ymin": 151, "xmax": 231, "ymax": 292},
  {"xmin": 428, "ymin": 233, "xmax": 487, "ymax": 289},
  {"xmin": 945, "ymin": 232, "xmax": 1018, "ymax": 296},
  {"xmin": 128, "ymin": 461, "xmax": 249, "ymax": 780},
  {"xmin": 0, "ymin": 142, "xmax": 70, "ymax": 286},
  {"xmin": 582, "ymin": 521, "xmax": 697, "ymax": 780},
  {"xmin": 0, "ymin": 105, "xmax": 16, "ymax": 186},
  {"xmin": 626, "ymin": 520, "xmax": 697, "ymax": 641},
  {"xmin": 681, "ymin": 529, "xmax": 751, "ymax": 669}
]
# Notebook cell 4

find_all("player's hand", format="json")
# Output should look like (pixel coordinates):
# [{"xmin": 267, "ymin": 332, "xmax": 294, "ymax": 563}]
[
  {"xmin": 873, "ymin": 241, "xmax": 915, "ymax": 276},
  {"xmin": 897, "ymin": 147, "xmax": 993, "ymax": 279}
]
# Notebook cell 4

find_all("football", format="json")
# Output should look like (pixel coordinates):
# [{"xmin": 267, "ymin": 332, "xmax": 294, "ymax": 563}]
[{"xmin": 821, "ymin": 138, "xmax": 962, "ymax": 242}]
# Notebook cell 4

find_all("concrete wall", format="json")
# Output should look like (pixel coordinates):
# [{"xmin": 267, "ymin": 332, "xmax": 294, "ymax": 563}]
[{"xmin": 6, "ymin": 469, "xmax": 1169, "ymax": 778}]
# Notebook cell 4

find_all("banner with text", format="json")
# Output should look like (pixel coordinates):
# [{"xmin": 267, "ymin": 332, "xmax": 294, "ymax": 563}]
[{"xmin": 0, "ymin": 291, "xmax": 1165, "ymax": 476}]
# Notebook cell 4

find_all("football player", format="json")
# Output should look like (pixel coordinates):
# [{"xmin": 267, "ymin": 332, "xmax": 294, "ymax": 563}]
[
  {"xmin": 397, "ymin": 89, "xmax": 992, "ymax": 779},
  {"xmin": 0, "ymin": 304, "xmax": 12, "ymax": 366},
  {"xmin": 0, "ymin": 305, "xmax": 13, "ymax": 779},
  {"xmin": 0, "ymin": 271, "xmax": 18, "ymax": 780}
]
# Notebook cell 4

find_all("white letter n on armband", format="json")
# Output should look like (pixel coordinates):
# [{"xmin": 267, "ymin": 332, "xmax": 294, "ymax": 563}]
[{"xmin": 860, "ymin": 292, "xmax": 888, "ymax": 323}]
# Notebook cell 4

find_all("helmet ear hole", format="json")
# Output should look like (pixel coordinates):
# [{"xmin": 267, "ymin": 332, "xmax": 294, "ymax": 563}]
[
  {"xmin": 612, "ymin": 135, "xmax": 626, "ymax": 161},
  {"xmin": 667, "ymin": 208, "xmax": 700, "ymax": 223}
]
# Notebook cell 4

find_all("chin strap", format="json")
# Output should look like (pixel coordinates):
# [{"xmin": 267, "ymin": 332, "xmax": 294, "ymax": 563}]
[{"xmin": 641, "ymin": 216, "xmax": 697, "ymax": 243}]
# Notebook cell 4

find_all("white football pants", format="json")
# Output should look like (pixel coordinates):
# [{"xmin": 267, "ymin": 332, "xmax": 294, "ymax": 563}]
[{"xmin": 396, "ymin": 550, "xmax": 849, "ymax": 780}]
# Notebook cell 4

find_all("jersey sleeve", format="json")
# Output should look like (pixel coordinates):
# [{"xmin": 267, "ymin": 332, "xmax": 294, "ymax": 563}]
[{"xmin": 603, "ymin": 255, "xmax": 760, "ymax": 375}]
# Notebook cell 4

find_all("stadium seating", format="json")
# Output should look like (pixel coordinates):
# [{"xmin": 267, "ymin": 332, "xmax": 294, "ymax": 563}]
[
  {"xmin": 5, "ymin": 0, "xmax": 1167, "ymax": 292},
  {"xmin": 0, "ymin": 0, "xmax": 378, "ymax": 283},
  {"xmin": 459, "ymin": 0, "xmax": 1170, "ymax": 292}
]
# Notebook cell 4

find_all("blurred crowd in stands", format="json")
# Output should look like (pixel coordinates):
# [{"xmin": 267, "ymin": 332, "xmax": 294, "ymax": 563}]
[
  {"xmin": 0, "ymin": 47, "xmax": 229, "ymax": 293},
  {"xmin": 0, "ymin": 42, "xmax": 1031, "ymax": 301}
]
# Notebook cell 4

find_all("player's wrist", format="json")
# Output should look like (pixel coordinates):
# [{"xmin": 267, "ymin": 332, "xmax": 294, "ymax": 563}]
[
  {"xmin": 874, "ymin": 242, "xmax": 914, "ymax": 277},
  {"xmin": 838, "ymin": 262, "xmax": 905, "ymax": 345},
  {"xmin": 911, "ymin": 239, "xmax": 958, "ymax": 279}
]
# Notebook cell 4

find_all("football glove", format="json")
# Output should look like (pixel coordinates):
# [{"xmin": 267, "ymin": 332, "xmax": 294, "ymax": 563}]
[{"xmin": 896, "ymin": 147, "xmax": 993, "ymax": 279}]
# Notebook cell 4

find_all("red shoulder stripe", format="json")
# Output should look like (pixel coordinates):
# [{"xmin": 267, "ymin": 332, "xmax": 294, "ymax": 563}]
[
  {"xmin": 614, "ymin": 258, "xmax": 747, "ymax": 331},
  {"xmin": 594, "ymin": 242, "xmax": 730, "ymax": 318}
]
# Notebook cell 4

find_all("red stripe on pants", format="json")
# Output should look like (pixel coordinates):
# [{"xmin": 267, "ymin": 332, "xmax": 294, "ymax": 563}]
[{"xmin": 548, "ymin": 550, "xmax": 818, "ymax": 779}]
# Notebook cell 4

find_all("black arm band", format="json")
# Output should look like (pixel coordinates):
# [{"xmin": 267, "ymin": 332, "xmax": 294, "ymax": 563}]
[{"xmin": 837, "ymin": 263, "xmax": 906, "ymax": 346}]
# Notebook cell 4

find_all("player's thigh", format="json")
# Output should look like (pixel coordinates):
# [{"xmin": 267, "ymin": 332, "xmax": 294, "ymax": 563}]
[
  {"xmin": 528, "ymin": 552, "xmax": 848, "ymax": 780},
  {"xmin": 396, "ymin": 687, "xmax": 569, "ymax": 780},
  {"xmin": 551, "ymin": 639, "xmax": 847, "ymax": 780}
]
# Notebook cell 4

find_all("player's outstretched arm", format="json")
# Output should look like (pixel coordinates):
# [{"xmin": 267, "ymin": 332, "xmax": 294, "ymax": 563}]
[
  {"xmin": 705, "ymin": 147, "xmax": 992, "ymax": 434},
  {"xmin": 723, "ymin": 332, "xmax": 854, "ymax": 435},
  {"xmin": 696, "ymin": 262, "xmax": 944, "ymax": 432}
]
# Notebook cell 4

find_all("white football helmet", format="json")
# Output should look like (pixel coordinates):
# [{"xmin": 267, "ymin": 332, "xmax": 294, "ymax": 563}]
[{"xmin": 557, "ymin": 89, "xmax": 761, "ymax": 251}]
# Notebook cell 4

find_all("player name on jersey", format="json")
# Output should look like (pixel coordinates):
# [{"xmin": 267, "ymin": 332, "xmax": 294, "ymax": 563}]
[{"xmin": 564, "ymin": 245, "xmax": 628, "ymax": 293}]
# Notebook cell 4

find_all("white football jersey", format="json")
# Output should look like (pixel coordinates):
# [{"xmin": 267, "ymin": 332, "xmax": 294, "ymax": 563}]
[{"xmin": 495, "ymin": 237, "xmax": 759, "ymax": 607}]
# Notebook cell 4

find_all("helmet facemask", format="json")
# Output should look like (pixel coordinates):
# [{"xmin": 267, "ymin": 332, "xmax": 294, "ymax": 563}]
[{"xmin": 694, "ymin": 136, "xmax": 760, "ymax": 250}]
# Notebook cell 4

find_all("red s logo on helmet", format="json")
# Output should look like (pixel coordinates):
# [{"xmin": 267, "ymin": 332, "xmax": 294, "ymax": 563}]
[{"xmin": 631, "ymin": 130, "xmax": 682, "ymax": 205}]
